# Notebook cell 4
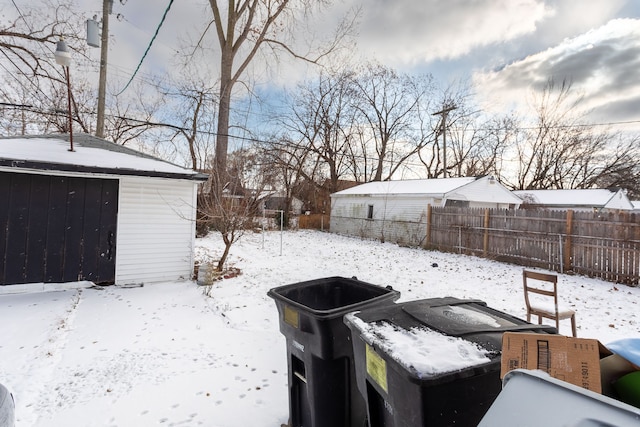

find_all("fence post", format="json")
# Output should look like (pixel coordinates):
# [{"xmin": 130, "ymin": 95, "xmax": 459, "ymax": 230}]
[
  {"xmin": 483, "ymin": 209, "xmax": 490, "ymax": 256},
  {"xmin": 426, "ymin": 204, "xmax": 432, "ymax": 247},
  {"xmin": 564, "ymin": 210, "xmax": 574, "ymax": 271},
  {"xmin": 559, "ymin": 234, "xmax": 564, "ymax": 274}
]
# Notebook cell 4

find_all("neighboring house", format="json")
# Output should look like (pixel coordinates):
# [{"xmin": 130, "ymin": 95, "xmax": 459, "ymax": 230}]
[
  {"xmin": 330, "ymin": 176, "xmax": 521, "ymax": 246},
  {"xmin": 632, "ymin": 201, "xmax": 640, "ymax": 212},
  {"xmin": 514, "ymin": 188, "xmax": 634, "ymax": 212},
  {"xmin": 262, "ymin": 193, "xmax": 304, "ymax": 214},
  {"xmin": 0, "ymin": 134, "xmax": 208, "ymax": 290},
  {"xmin": 295, "ymin": 178, "xmax": 359, "ymax": 213}
]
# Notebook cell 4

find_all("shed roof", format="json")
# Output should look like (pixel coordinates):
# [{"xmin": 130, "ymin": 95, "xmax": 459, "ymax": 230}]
[
  {"xmin": 0, "ymin": 134, "xmax": 208, "ymax": 181},
  {"xmin": 332, "ymin": 177, "xmax": 479, "ymax": 196},
  {"xmin": 331, "ymin": 176, "xmax": 522, "ymax": 205},
  {"xmin": 513, "ymin": 188, "xmax": 633, "ymax": 210}
]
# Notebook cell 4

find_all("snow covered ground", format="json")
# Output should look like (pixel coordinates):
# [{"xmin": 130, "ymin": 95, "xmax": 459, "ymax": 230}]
[{"xmin": 1, "ymin": 230, "xmax": 639, "ymax": 426}]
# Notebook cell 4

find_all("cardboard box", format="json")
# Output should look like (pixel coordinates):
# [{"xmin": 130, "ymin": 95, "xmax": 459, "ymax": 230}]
[{"xmin": 501, "ymin": 332, "xmax": 612, "ymax": 393}]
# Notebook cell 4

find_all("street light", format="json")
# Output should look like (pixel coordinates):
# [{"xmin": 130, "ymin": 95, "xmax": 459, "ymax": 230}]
[{"xmin": 54, "ymin": 39, "xmax": 74, "ymax": 152}]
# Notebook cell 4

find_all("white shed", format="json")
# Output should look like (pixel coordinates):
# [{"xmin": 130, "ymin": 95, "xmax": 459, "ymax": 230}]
[
  {"xmin": 514, "ymin": 188, "xmax": 634, "ymax": 212},
  {"xmin": 0, "ymin": 134, "xmax": 208, "ymax": 290},
  {"xmin": 330, "ymin": 176, "xmax": 521, "ymax": 245}
]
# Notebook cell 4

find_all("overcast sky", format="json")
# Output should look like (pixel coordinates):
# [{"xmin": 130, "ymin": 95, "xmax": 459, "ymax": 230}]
[
  {"xmin": 7, "ymin": 0, "xmax": 640, "ymax": 129},
  {"xmin": 349, "ymin": 0, "xmax": 640, "ymax": 126}
]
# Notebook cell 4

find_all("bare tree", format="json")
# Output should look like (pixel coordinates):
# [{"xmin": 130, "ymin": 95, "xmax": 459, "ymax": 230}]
[
  {"xmin": 198, "ymin": 172, "xmax": 252, "ymax": 273},
  {"xmin": 0, "ymin": 0, "xmax": 85, "ymax": 79},
  {"xmin": 444, "ymin": 88, "xmax": 511, "ymax": 178},
  {"xmin": 197, "ymin": 147, "xmax": 273, "ymax": 271},
  {"xmin": 417, "ymin": 83, "xmax": 485, "ymax": 178},
  {"xmin": 1, "ymin": 59, "xmax": 98, "ymax": 136},
  {"xmin": 585, "ymin": 134, "xmax": 640, "ymax": 197},
  {"xmin": 158, "ymin": 75, "xmax": 219, "ymax": 170},
  {"xmin": 353, "ymin": 63, "xmax": 435, "ymax": 181},
  {"xmin": 0, "ymin": 0, "xmax": 95, "ymax": 136},
  {"xmin": 0, "ymin": 75, "xmax": 51, "ymax": 135},
  {"xmin": 478, "ymin": 114, "xmax": 521, "ymax": 179},
  {"xmin": 507, "ymin": 79, "xmax": 637, "ymax": 191},
  {"xmin": 280, "ymin": 69, "xmax": 359, "ymax": 194},
  {"xmin": 0, "ymin": 0, "xmax": 165, "ymax": 144},
  {"xmin": 203, "ymin": 0, "xmax": 355, "ymax": 195},
  {"xmin": 259, "ymin": 134, "xmax": 316, "ymax": 225}
]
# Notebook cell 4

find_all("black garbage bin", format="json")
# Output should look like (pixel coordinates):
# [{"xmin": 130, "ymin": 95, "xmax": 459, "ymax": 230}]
[
  {"xmin": 343, "ymin": 297, "xmax": 556, "ymax": 427},
  {"xmin": 268, "ymin": 276, "xmax": 401, "ymax": 427}
]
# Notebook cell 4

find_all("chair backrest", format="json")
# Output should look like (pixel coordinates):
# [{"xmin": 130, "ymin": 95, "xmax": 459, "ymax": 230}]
[{"xmin": 523, "ymin": 270, "xmax": 559, "ymax": 314}]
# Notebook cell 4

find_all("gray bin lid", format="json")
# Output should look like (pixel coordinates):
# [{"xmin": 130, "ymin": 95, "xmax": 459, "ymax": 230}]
[{"xmin": 478, "ymin": 369, "xmax": 640, "ymax": 427}]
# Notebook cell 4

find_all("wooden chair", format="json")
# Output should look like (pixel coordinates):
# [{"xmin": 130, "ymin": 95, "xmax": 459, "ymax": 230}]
[{"xmin": 523, "ymin": 270, "xmax": 577, "ymax": 337}]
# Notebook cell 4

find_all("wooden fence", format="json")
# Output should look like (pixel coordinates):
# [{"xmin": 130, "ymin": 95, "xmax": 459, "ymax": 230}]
[
  {"xmin": 299, "ymin": 214, "xmax": 330, "ymax": 231},
  {"xmin": 426, "ymin": 207, "xmax": 640, "ymax": 286}
]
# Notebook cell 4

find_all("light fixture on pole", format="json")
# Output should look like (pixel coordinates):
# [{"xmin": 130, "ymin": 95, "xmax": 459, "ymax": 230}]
[{"xmin": 54, "ymin": 39, "xmax": 74, "ymax": 152}]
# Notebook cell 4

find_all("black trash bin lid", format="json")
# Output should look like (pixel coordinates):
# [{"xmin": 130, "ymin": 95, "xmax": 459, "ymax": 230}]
[
  {"xmin": 345, "ymin": 313, "xmax": 495, "ymax": 381},
  {"xmin": 401, "ymin": 300, "xmax": 520, "ymax": 336},
  {"xmin": 268, "ymin": 276, "xmax": 400, "ymax": 319}
]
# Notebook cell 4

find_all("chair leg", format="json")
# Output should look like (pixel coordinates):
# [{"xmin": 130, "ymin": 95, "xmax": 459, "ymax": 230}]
[{"xmin": 571, "ymin": 314, "xmax": 577, "ymax": 337}]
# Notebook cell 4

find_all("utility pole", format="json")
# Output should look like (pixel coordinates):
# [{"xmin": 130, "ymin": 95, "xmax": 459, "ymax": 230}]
[
  {"xmin": 96, "ymin": 0, "xmax": 113, "ymax": 138},
  {"xmin": 432, "ymin": 104, "xmax": 457, "ymax": 178}
]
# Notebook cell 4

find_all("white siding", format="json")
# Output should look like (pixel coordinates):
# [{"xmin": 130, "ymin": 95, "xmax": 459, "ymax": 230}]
[
  {"xmin": 330, "ymin": 177, "xmax": 521, "ymax": 246},
  {"xmin": 603, "ymin": 189, "xmax": 634, "ymax": 210},
  {"xmin": 331, "ymin": 195, "xmax": 432, "ymax": 246},
  {"xmin": 447, "ymin": 178, "xmax": 522, "ymax": 206},
  {"xmin": 116, "ymin": 177, "xmax": 197, "ymax": 285}
]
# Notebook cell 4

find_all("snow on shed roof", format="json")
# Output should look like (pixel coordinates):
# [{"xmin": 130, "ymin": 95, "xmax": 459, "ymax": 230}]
[
  {"xmin": 332, "ymin": 177, "xmax": 479, "ymax": 196},
  {"xmin": 0, "ymin": 134, "xmax": 208, "ymax": 181},
  {"xmin": 513, "ymin": 188, "xmax": 631, "ymax": 208}
]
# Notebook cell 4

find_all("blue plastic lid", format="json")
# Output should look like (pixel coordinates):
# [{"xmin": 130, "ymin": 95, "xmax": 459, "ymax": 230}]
[{"xmin": 607, "ymin": 338, "xmax": 640, "ymax": 367}]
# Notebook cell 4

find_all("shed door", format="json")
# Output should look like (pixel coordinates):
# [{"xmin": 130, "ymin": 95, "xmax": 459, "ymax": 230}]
[{"xmin": 0, "ymin": 171, "xmax": 118, "ymax": 285}]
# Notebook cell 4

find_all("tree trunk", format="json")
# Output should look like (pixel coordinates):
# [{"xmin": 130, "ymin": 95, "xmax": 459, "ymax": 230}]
[
  {"xmin": 214, "ymin": 45, "xmax": 234, "ymax": 196},
  {"xmin": 217, "ymin": 234, "xmax": 232, "ymax": 271}
]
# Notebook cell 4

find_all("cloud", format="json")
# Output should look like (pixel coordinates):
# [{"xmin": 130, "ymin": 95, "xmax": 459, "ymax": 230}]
[
  {"xmin": 532, "ymin": 0, "xmax": 628, "ymax": 45},
  {"xmin": 355, "ymin": 0, "xmax": 549, "ymax": 64},
  {"xmin": 473, "ymin": 18, "xmax": 640, "ymax": 124},
  {"xmin": 68, "ymin": 0, "xmax": 640, "ymax": 129}
]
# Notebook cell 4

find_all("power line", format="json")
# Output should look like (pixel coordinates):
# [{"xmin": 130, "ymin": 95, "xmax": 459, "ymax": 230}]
[
  {"xmin": 3, "ymin": 103, "xmax": 639, "ymax": 176},
  {"xmin": 10, "ymin": 0, "xmax": 31, "ymax": 31},
  {"xmin": 5, "ymin": 99, "xmax": 640, "ymax": 140},
  {"xmin": 0, "ymin": 102, "xmax": 33, "ymax": 108},
  {"xmin": 0, "ymin": 51, "xmax": 57, "ymax": 107},
  {"xmin": 116, "ymin": 0, "xmax": 175, "ymax": 96},
  {"xmin": 117, "ymin": 14, "xmax": 181, "ymax": 56},
  {"xmin": 5, "ymin": 83, "xmax": 640, "ymax": 148}
]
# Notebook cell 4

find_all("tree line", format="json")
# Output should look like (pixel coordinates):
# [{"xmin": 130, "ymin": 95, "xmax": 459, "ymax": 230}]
[{"xmin": 251, "ymin": 70, "xmax": 640, "ymax": 217}]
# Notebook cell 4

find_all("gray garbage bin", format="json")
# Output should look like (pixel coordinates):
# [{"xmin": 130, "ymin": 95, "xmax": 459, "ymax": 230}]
[
  {"xmin": 478, "ymin": 369, "xmax": 640, "ymax": 426},
  {"xmin": 0, "ymin": 383, "xmax": 15, "ymax": 427}
]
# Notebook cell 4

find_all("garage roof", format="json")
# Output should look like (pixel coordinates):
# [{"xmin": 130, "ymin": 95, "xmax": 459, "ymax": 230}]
[{"xmin": 0, "ymin": 134, "xmax": 209, "ymax": 181}]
